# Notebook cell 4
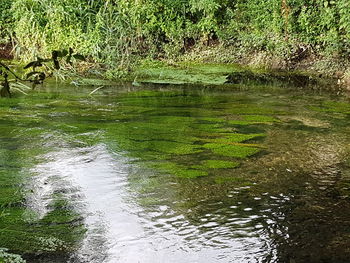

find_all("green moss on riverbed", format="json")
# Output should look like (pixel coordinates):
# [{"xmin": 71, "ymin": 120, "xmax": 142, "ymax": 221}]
[
  {"xmin": 98, "ymin": 89, "xmax": 274, "ymax": 178},
  {"xmin": 0, "ymin": 110, "xmax": 86, "ymax": 260},
  {"xmin": 199, "ymin": 160, "xmax": 239, "ymax": 169},
  {"xmin": 149, "ymin": 162, "xmax": 208, "ymax": 178},
  {"xmin": 311, "ymin": 100, "xmax": 350, "ymax": 115},
  {"xmin": 203, "ymin": 143, "xmax": 261, "ymax": 158}
]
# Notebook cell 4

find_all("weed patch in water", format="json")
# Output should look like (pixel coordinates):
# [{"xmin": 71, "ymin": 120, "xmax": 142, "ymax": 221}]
[
  {"xmin": 190, "ymin": 123, "xmax": 231, "ymax": 133},
  {"xmin": 135, "ymin": 62, "xmax": 240, "ymax": 85},
  {"xmin": 204, "ymin": 133, "xmax": 265, "ymax": 144},
  {"xmin": 137, "ymin": 140, "xmax": 203, "ymax": 155},
  {"xmin": 311, "ymin": 101, "xmax": 350, "ymax": 114},
  {"xmin": 203, "ymin": 143, "xmax": 260, "ymax": 158},
  {"xmin": 150, "ymin": 162, "xmax": 208, "ymax": 178},
  {"xmin": 228, "ymin": 105, "xmax": 279, "ymax": 115},
  {"xmin": 0, "ymin": 187, "xmax": 24, "ymax": 207},
  {"xmin": 228, "ymin": 115, "xmax": 279, "ymax": 126},
  {"xmin": 0, "ymin": 202, "xmax": 84, "ymax": 256},
  {"xmin": 200, "ymin": 160, "xmax": 239, "ymax": 169},
  {"xmin": 199, "ymin": 117, "xmax": 227, "ymax": 123},
  {"xmin": 0, "ymin": 248, "xmax": 25, "ymax": 263},
  {"xmin": 126, "ymin": 90, "xmax": 183, "ymax": 98}
]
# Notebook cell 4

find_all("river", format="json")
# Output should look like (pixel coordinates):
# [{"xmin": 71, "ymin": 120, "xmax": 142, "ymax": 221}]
[{"xmin": 0, "ymin": 81, "xmax": 349, "ymax": 263}]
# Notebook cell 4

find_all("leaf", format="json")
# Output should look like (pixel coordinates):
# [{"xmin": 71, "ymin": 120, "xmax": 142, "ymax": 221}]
[
  {"xmin": 37, "ymin": 57, "xmax": 51, "ymax": 62},
  {"xmin": 0, "ymin": 77, "xmax": 11, "ymax": 97},
  {"xmin": 73, "ymin": 54, "xmax": 86, "ymax": 61},
  {"xmin": 38, "ymin": 72, "xmax": 46, "ymax": 81},
  {"xmin": 57, "ymin": 49, "xmax": 68, "ymax": 57},
  {"xmin": 10, "ymin": 82, "xmax": 31, "ymax": 90},
  {"xmin": 23, "ymin": 61, "xmax": 36, "ymax": 69},
  {"xmin": 66, "ymin": 48, "xmax": 74, "ymax": 65},
  {"xmin": 66, "ymin": 55, "xmax": 72, "ymax": 65},
  {"xmin": 51, "ymin": 50, "xmax": 59, "ymax": 60},
  {"xmin": 0, "ymin": 61, "xmax": 11, "ymax": 71},
  {"xmin": 24, "ymin": 61, "xmax": 42, "ymax": 69},
  {"xmin": 26, "ymin": 71, "xmax": 40, "ymax": 79},
  {"xmin": 53, "ymin": 59, "xmax": 60, "ymax": 70}
]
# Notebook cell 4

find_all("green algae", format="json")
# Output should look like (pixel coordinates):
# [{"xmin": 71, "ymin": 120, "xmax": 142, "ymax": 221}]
[
  {"xmin": 199, "ymin": 117, "xmax": 227, "ymax": 123},
  {"xmin": 0, "ymin": 199, "xmax": 85, "ymax": 257},
  {"xmin": 97, "ymin": 89, "xmax": 271, "ymax": 178},
  {"xmin": 190, "ymin": 123, "xmax": 230, "ymax": 133},
  {"xmin": 138, "ymin": 140, "xmax": 203, "ymax": 155},
  {"xmin": 135, "ymin": 61, "xmax": 240, "ymax": 85},
  {"xmin": 126, "ymin": 90, "xmax": 183, "ymax": 98},
  {"xmin": 1, "ymin": 74, "xmax": 350, "ymax": 262},
  {"xmin": 204, "ymin": 133, "xmax": 266, "ymax": 144},
  {"xmin": 228, "ymin": 104, "xmax": 279, "ymax": 115},
  {"xmin": 203, "ymin": 143, "xmax": 261, "ymax": 158},
  {"xmin": 150, "ymin": 162, "xmax": 208, "ymax": 178},
  {"xmin": 175, "ymin": 169, "xmax": 208, "ymax": 178},
  {"xmin": 311, "ymin": 100, "xmax": 350, "ymax": 114},
  {"xmin": 183, "ymin": 63, "xmax": 241, "ymax": 75},
  {"xmin": 228, "ymin": 115, "xmax": 279, "ymax": 126},
  {"xmin": 70, "ymin": 77, "xmax": 114, "ymax": 86},
  {"xmin": 0, "ymin": 122, "xmax": 85, "ymax": 260},
  {"xmin": 0, "ymin": 248, "xmax": 26, "ymax": 263},
  {"xmin": 200, "ymin": 160, "xmax": 239, "ymax": 169}
]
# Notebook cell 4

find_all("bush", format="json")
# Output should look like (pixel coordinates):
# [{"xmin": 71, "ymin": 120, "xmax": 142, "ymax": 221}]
[
  {"xmin": 0, "ymin": 0, "xmax": 14, "ymax": 42},
  {"xmin": 1, "ymin": 0, "xmax": 350, "ymax": 70}
]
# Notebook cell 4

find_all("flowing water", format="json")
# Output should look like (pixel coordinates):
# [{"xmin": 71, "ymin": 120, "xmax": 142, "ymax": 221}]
[{"xmin": 0, "ymin": 81, "xmax": 349, "ymax": 263}]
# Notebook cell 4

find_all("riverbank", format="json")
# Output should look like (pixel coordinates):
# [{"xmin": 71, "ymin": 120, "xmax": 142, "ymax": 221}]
[
  {"xmin": 128, "ymin": 51, "xmax": 349, "ymax": 95},
  {"xmin": 130, "ymin": 44, "xmax": 350, "ymax": 90},
  {"xmin": 1, "ymin": 43, "xmax": 350, "ymax": 95},
  {"xmin": 3, "ymin": 0, "xmax": 350, "ymax": 91}
]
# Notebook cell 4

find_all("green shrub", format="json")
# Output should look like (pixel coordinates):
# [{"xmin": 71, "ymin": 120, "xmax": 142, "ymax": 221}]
[
  {"xmin": 0, "ymin": 0, "xmax": 14, "ymax": 41},
  {"xmin": 2, "ymin": 0, "xmax": 350, "ymax": 71}
]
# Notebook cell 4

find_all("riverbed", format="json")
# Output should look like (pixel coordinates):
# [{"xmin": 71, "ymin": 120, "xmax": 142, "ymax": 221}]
[{"xmin": 0, "ymin": 80, "xmax": 349, "ymax": 263}]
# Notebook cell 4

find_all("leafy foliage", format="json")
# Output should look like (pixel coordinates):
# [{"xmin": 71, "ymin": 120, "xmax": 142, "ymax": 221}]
[
  {"xmin": 1, "ymin": 0, "xmax": 350, "ymax": 75},
  {"xmin": 0, "ymin": 0, "xmax": 14, "ymax": 41},
  {"xmin": 0, "ymin": 49, "xmax": 84, "ymax": 97}
]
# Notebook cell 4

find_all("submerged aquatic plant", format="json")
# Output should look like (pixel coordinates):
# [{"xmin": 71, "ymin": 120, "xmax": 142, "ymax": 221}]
[
  {"xmin": 197, "ymin": 160, "xmax": 239, "ymax": 169},
  {"xmin": 94, "ymin": 89, "xmax": 276, "ymax": 178},
  {"xmin": 203, "ymin": 143, "xmax": 260, "ymax": 158},
  {"xmin": 0, "ymin": 248, "xmax": 25, "ymax": 263}
]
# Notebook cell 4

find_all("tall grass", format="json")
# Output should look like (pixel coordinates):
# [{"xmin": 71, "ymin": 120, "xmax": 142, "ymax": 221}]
[{"xmin": 3, "ymin": 0, "xmax": 350, "ymax": 76}]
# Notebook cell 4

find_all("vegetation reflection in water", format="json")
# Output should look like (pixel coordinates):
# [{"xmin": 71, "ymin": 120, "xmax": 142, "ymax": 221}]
[{"xmin": 0, "ymin": 83, "xmax": 349, "ymax": 262}]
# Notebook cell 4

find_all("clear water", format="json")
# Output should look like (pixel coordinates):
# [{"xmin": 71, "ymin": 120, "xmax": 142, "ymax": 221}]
[{"xmin": 0, "ymin": 82, "xmax": 349, "ymax": 263}]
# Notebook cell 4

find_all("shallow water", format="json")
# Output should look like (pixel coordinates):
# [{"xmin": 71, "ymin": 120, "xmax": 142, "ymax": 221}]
[{"xmin": 0, "ymin": 82, "xmax": 349, "ymax": 263}]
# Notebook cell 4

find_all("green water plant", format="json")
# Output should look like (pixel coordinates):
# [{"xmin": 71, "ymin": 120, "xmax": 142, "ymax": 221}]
[
  {"xmin": 0, "ymin": 248, "xmax": 25, "ymax": 263},
  {"xmin": 203, "ymin": 143, "xmax": 260, "ymax": 158},
  {"xmin": 200, "ymin": 160, "xmax": 239, "ymax": 169},
  {"xmin": 203, "ymin": 133, "xmax": 266, "ymax": 144},
  {"xmin": 150, "ymin": 162, "xmax": 208, "ymax": 178},
  {"xmin": 311, "ymin": 101, "xmax": 350, "ymax": 114}
]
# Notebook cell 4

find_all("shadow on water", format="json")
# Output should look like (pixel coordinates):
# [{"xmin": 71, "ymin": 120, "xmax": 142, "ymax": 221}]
[{"xmin": 0, "ymin": 81, "xmax": 349, "ymax": 262}]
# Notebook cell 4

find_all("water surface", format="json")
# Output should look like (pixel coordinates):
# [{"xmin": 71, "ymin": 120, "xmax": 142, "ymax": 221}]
[{"xmin": 0, "ymin": 81, "xmax": 349, "ymax": 263}]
